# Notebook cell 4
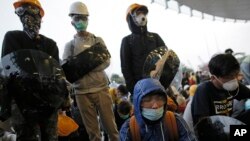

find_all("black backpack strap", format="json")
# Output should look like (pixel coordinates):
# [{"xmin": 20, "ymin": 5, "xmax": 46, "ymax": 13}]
[{"xmin": 70, "ymin": 39, "xmax": 75, "ymax": 59}]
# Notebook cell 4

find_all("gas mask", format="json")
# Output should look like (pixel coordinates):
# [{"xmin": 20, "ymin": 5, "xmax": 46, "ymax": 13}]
[
  {"xmin": 15, "ymin": 4, "xmax": 40, "ymax": 16},
  {"xmin": 73, "ymin": 20, "xmax": 88, "ymax": 32},
  {"xmin": 72, "ymin": 15, "xmax": 88, "ymax": 32},
  {"xmin": 16, "ymin": 5, "xmax": 41, "ymax": 39},
  {"xmin": 132, "ymin": 12, "xmax": 147, "ymax": 26},
  {"xmin": 21, "ymin": 14, "xmax": 41, "ymax": 39}
]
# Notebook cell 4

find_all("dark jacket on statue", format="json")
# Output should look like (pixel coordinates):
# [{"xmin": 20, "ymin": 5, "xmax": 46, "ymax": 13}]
[{"xmin": 120, "ymin": 15, "xmax": 166, "ymax": 94}]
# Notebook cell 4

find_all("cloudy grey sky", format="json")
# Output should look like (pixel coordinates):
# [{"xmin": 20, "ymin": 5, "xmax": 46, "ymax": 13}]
[{"xmin": 1, "ymin": 0, "xmax": 250, "ymax": 76}]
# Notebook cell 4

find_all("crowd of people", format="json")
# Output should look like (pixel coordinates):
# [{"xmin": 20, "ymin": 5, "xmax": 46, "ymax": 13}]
[{"xmin": 0, "ymin": 0, "xmax": 249, "ymax": 141}]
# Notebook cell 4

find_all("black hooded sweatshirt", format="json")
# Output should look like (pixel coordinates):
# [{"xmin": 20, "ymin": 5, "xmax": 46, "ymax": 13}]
[{"xmin": 120, "ymin": 15, "xmax": 166, "ymax": 94}]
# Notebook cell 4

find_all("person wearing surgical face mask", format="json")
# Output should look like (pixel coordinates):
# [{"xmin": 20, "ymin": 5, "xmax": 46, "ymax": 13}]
[
  {"xmin": 140, "ymin": 93, "xmax": 166, "ymax": 122},
  {"xmin": 120, "ymin": 78, "xmax": 198, "ymax": 141},
  {"xmin": 114, "ymin": 100, "xmax": 132, "ymax": 130},
  {"xmin": 214, "ymin": 75, "xmax": 240, "ymax": 91},
  {"xmin": 191, "ymin": 53, "xmax": 250, "ymax": 126},
  {"xmin": 120, "ymin": 4, "xmax": 167, "ymax": 102}
]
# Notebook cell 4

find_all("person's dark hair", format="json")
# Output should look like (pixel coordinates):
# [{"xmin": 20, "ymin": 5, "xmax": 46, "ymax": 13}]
[
  {"xmin": 117, "ymin": 100, "xmax": 132, "ymax": 115},
  {"xmin": 180, "ymin": 90, "xmax": 189, "ymax": 99},
  {"xmin": 225, "ymin": 48, "xmax": 234, "ymax": 54},
  {"xmin": 208, "ymin": 54, "xmax": 240, "ymax": 77},
  {"xmin": 117, "ymin": 84, "xmax": 129, "ymax": 96}
]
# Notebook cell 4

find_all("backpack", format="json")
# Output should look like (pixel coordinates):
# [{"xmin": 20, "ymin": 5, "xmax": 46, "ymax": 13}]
[{"xmin": 129, "ymin": 111, "xmax": 178, "ymax": 141}]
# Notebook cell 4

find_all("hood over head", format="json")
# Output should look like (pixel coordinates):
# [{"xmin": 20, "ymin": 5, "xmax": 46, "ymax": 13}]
[
  {"xmin": 126, "ymin": 3, "xmax": 148, "ymax": 34},
  {"xmin": 133, "ymin": 78, "xmax": 167, "ymax": 128}
]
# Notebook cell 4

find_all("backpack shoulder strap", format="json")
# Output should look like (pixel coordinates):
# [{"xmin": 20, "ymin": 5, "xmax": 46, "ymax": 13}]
[
  {"xmin": 129, "ymin": 115, "xmax": 141, "ymax": 141},
  {"xmin": 92, "ymin": 34, "xmax": 98, "ymax": 44},
  {"xmin": 70, "ymin": 39, "xmax": 75, "ymax": 58},
  {"xmin": 165, "ymin": 111, "xmax": 178, "ymax": 141}
]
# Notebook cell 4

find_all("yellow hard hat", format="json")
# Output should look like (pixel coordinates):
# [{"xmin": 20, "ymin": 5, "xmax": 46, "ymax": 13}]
[
  {"xmin": 126, "ymin": 3, "xmax": 148, "ymax": 21},
  {"xmin": 109, "ymin": 88, "xmax": 119, "ymax": 104},
  {"xmin": 13, "ymin": 0, "xmax": 44, "ymax": 17}
]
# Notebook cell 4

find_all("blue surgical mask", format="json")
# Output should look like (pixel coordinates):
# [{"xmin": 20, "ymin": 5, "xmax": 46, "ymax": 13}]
[
  {"xmin": 74, "ymin": 20, "xmax": 88, "ymax": 31},
  {"xmin": 142, "ymin": 106, "xmax": 164, "ymax": 121}
]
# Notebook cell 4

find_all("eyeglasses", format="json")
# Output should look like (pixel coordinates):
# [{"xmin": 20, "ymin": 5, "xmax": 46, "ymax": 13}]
[
  {"xmin": 72, "ymin": 15, "xmax": 88, "ymax": 22},
  {"xmin": 131, "ymin": 10, "xmax": 147, "ymax": 17},
  {"xmin": 15, "ymin": 5, "xmax": 40, "ymax": 17}
]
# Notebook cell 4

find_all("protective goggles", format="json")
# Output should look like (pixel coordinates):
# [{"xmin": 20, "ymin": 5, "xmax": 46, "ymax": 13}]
[
  {"xmin": 15, "ymin": 5, "xmax": 40, "ymax": 17},
  {"xmin": 72, "ymin": 15, "xmax": 88, "ymax": 22},
  {"xmin": 131, "ymin": 10, "xmax": 147, "ymax": 17}
]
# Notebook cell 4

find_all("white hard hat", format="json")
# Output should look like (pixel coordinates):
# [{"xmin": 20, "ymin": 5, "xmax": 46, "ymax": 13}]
[{"xmin": 69, "ymin": 1, "xmax": 89, "ymax": 16}]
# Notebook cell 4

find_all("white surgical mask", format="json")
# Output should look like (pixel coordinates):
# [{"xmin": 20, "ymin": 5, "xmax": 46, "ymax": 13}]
[
  {"xmin": 142, "ymin": 106, "xmax": 164, "ymax": 121},
  {"xmin": 222, "ymin": 78, "xmax": 239, "ymax": 91}
]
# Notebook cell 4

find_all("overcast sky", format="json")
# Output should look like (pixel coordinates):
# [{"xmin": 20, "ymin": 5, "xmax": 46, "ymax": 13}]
[{"xmin": 1, "ymin": 0, "xmax": 250, "ymax": 77}]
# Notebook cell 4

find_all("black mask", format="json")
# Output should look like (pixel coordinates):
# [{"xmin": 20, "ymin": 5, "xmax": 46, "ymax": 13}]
[
  {"xmin": 21, "ymin": 13, "xmax": 41, "ymax": 39},
  {"xmin": 17, "ymin": 5, "xmax": 41, "ymax": 39}
]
